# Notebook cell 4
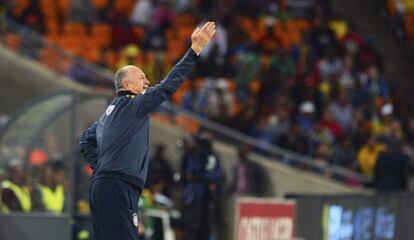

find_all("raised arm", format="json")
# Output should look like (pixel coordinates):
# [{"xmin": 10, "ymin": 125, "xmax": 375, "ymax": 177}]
[
  {"xmin": 79, "ymin": 121, "xmax": 99, "ymax": 169},
  {"xmin": 137, "ymin": 22, "xmax": 216, "ymax": 115}
]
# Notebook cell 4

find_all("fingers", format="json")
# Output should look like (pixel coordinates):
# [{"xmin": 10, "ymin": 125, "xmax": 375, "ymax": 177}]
[
  {"xmin": 206, "ymin": 22, "xmax": 215, "ymax": 32},
  {"xmin": 199, "ymin": 21, "xmax": 211, "ymax": 33},
  {"xmin": 192, "ymin": 27, "xmax": 200, "ymax": 38}
]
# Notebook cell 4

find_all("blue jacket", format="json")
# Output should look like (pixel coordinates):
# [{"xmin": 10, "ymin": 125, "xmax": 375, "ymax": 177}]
[{"xmin": 80, "ymin": 48, "xmax": 199, "ymax": 190}]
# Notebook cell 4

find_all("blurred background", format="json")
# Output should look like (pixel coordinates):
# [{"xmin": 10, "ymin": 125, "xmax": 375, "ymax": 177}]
[{"xmin": 0, "ymin": 0, "xmax": 414, "ymax": 239}]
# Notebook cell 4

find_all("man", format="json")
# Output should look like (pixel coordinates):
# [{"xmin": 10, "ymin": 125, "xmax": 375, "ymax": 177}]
[
  {"xmin": 374, "ymin": 140, "xmax": 411, "ymax": 192},
  {"xmin": 32, "ymin": 162, "xmax": 66, "ymax": 213},
  {"xmin": 80, "ymin": 22, "xmax": 216, "ymax": 240},
  {"xmin": 1, "ymin": 159, "xmax": 31, "ymax": 213}
]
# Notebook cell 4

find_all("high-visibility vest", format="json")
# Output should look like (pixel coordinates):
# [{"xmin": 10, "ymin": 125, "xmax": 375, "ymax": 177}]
[
  {"xmin": 38, "ymin": 184, "xmax": 64, "ymax": 213},
  {"xmin": 1, "ymin": 180, "xmax": 31, "ymax": 213},
  {"xmin": 0, "ymin": 194, "xmax": 10, "ymax": 214}
]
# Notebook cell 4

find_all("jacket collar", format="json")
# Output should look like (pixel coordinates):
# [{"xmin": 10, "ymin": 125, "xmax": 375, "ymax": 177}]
[{"xmin": 117, "ymin": 91, "xmax": 136, "ymax": 97}]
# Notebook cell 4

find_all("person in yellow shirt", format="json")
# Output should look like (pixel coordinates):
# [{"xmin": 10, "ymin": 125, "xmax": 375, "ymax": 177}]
[{"xmin": 357, "ymin": 136, "xmax": 386, "ymax": 177}]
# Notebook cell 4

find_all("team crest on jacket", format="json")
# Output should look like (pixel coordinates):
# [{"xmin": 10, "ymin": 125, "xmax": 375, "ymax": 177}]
[
  {"xmin": 105, "ymin": 105, "xmax": 115, "ymax": 115},
  {"xmin": 132, "ymin": 213, "xmax": 138, "ymax": 227}
]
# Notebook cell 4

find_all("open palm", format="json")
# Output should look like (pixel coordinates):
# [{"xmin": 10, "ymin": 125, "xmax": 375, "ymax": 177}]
[{"xmin": 191, "ymin": 21, "xmax": 216, "ymax": 55}]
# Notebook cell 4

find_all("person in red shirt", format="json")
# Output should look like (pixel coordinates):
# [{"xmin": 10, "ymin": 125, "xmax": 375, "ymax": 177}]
[{"xmin": 320, "ymin": 108, "xmax": 343, "ymax": 140}]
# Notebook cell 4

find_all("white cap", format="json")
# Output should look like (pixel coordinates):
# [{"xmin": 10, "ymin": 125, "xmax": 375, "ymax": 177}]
[
  {"xmin": 300, "ymin": 101, "xmax": 315, "ymax": 113},
  {"xmin": 381, "ymin": 103, "xmax": 393, "ymax": 116}
]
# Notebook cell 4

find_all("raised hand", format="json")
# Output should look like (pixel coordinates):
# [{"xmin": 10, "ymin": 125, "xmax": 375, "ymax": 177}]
[{"xmin": 191, "ymin": 21, "xmax": 216, "ymax": 56}]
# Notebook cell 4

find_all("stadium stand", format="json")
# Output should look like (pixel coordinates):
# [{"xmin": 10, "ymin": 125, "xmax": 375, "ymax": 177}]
[{"xmin": 3, "ymin": 0, "xmax": 413, "ymax": 185}]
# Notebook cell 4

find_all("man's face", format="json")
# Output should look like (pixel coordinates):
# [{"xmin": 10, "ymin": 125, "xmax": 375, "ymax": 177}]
[{"xmin": 124, "ymin": 67, "xmax": 150, "ymax": 94}]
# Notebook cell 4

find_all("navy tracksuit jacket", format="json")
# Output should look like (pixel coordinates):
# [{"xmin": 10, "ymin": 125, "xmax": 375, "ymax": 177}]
[{"xmin": 80, "ymin": 48, "xmax": 199, "ymax": 239}]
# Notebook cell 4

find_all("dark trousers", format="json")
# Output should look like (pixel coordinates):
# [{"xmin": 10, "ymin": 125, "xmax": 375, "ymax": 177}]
[{"xmin": 89, "ymin": 178, "xmax": 140, "ymax": 240}]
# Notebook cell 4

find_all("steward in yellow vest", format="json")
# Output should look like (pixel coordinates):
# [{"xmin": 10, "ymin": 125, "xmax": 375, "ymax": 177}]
[
  {"xmin": 1, "ymin": 180, "xmax": 32, "ymax": 213},
  {"xmin": 1, "ymin": 162, "xmax": 31, "ymax": 213},
  {"xmin": 35, "ymin": 163, "xmax": 66, "ymax": 213}
]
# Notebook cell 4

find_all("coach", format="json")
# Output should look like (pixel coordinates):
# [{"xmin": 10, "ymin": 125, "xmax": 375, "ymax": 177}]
[{"xmin": 80, "ymin": 22, "xmax": 216, "ymax": 240}]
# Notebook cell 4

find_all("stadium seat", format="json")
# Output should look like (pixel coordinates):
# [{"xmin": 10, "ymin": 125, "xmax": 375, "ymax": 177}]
[
  {"xmin": 12, "ymin": 0, "xmax": 29, "ymax": 17},
  {"xmin": 103, "ymin": 50, "xmax": 118, "ymax": 69},
  {"xmin": 91, "ymin": 24, "xmax": 112, "ymax": 48},
  {"xmin": 174, "ymin": 14, "xmax": 196, "ymax": 27},
  {"xmin": 405, "ymin": 13, "xmax": 414, "ymax": 43},
  {"xmin": 63, "ymin": 23, "xmax": 87, "ymax": 36},
  {"xmin": 114, "ymin": 0, "xmax": 135, "ymax": 15},
  {"xmin": 131, "ymin": 26, "xmax": 146, "ymax": 42},
  {"xmin": 57, "ymin": 0, "xmax": 71, "ymax": 17},
  {"xmin": 387, "ymin": 0, "xmax": 397, "ymax": 16},
  {"xmin": 174, "ymin": 114, "xmax": 200, "ymax": 134},
  {"xmin": 91, "ymin": 0, "xmax": 109, "ymax": 10},
  {"xmin": 45, "ymin": 20, "xmax": 60, "ymax": 35},
  {"xmin": 4, "ymin": 33, "xmax": 21, "ymax": 50}
]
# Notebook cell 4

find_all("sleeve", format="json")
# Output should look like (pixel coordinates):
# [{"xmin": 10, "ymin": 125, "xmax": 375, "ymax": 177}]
[
  {"xmin": 79, "ymin": 121, "xmax": 98, "ymax": 169},
  {"xmin": 136, "ymin": 48, "xmax": 199, "ymax": 115}
]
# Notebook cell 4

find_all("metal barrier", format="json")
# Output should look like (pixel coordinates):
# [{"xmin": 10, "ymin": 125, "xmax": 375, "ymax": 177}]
[
  {"xmin": 0, "ymin": 213, "xmax": 71, "ymax": 240},
  {"xmin": 144, "ymin": 208, "xmax": 176, "ymax": 240}
]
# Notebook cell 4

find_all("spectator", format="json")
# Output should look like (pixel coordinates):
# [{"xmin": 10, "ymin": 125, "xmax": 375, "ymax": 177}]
[
  {"xmin": 357, "ymin": 38, "xmax": 382, "ymax": 71},
  {"xmin": 267, "ymin": 109, "xmax": 292, "ymax": 145},
  {"xmin": 116, "ymin": 44, "xmax": 140, "ymax": 69},
  {"xmin": 200, "ymin": 22, "xmax": 228, "ymax": 60},
  {"xmin": 372, "ymin": 103, "xmax": 394, "ymax": 137},
  {"xmin": 234, "ymin": 50, "xmax": 260, "ymax": 102},
  {"xmin": 205, "ymin": 79, "xmax": 235, "ymax": 124},
  {"xmin": 197, "ymin": 132, "xmax": 223, "ymax": 240},
  {"xmin": 130, "ymin": 0, "xmax": 154, "ymax": 26},
  {"xmin": 69, "ymin": 0, "xmax": 96, "ymax": 23},
  {"xmin": 404, "ymin": 116, "xmax": 414, "ymax": 144},
  {"xmin": 296, "ymin": 101, "xmax": 316, "ymax": 133},
  {"xmin": 152, "ymin": 0, "xmax": 175, "ymax": 32},
  {"xmin": 17, "ymin": 0, "xmax": 45, "ymax": 33},
  {"xmin": 310, "ymin": 17, "xmax": 337, "ymax": 58},
  {"xmin": 182, "ymin": 80, "xmax": 200, "ymax": 112},
  {"xmin": 230, "ymin": 145, "xmax": 267, "ymax": 196},
  {"xmin": 148, "ymin": 143, "xmax": 174, "ymax": 197},
  {"xmin": 255, "ymin": 17, "xmax": 282, "ymax": 55},
  {"xmin": 112, "ymin": 14, "xmax": 137, "ymax": 50},
  {"xmin": 280, "ymin": 122, "xmax": 309, "ymax": 155},
  {"xmin": 230, "ymin": 100, "xmax": 257, "ymax": 134},
  {"xmin": 180, "ymin": 136, "xmax": 209, "ymax": 240},
  {"xmin": 320, "ymin": 108, "xmax": 343, "ymax": 140},
  {"xmin": 141, "ymin": 27, "xmax": 167, "ymax": 51},
  {"xmin": 328, "ymin": 91, "xmax": 353, "ymax": 130},
  {"xmin": 269, "ymin": 49, "xmax": 296, "ymax": 81},
  {"xmin": 357, "ymin": 135, "xmax": 386, "ymax": 177},
  {"xmin": 317, "ymin": 48, "xmax": 342, "ymax": 81},
  {"xmin": 32, "ymin": 162, "xmax": 66, "ymax": 213},
  {"xmin": 374, "ymin": 140, "xmax": 411, "ymax": 192},
  {"xmin": 1, "ymin": 159, "xmax": 31, "ymax": 213},
  {"xmin": 331, "ymin": 136, "xmax": 356, "ymax": 168}
]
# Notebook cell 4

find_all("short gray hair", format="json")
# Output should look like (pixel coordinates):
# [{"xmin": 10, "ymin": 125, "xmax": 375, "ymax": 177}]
[{"xmin": 114, "ymin": 68, "xmax": 128, "ymax": 92}]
